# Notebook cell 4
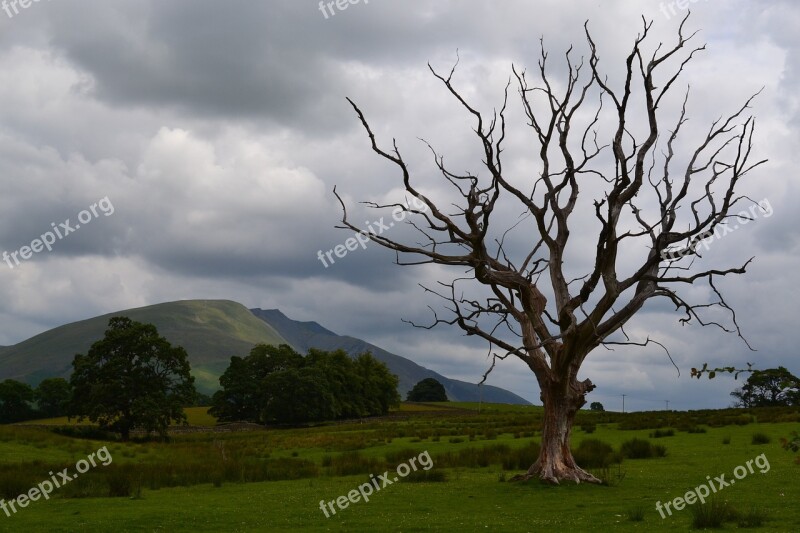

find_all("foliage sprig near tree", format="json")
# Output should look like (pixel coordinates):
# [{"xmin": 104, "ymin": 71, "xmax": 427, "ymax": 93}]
[
  {"xmin": 337, "ymin": 15, "xmax": 765, "ymax": 484},
  {"xmin": 210, "ymin": 344, "xmax": 400, "ymax": 424},
  {"xmin": 69, "ymin": 316, "xmax": 196, "ymax": 440}
]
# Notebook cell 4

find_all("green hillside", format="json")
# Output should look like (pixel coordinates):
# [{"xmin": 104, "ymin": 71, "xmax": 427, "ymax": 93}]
[{"xmin": 0, "ymin": 300, "xmax": 288, "ymax": 394}]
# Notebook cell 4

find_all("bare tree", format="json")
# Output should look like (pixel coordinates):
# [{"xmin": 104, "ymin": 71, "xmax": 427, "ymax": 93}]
[{"xmin": 336, "ymin": 15, "xmax": 765, "ymax": 484}]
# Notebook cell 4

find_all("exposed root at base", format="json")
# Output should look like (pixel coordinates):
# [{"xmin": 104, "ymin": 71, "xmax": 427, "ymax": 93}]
[{"xmin": 508, "ymin": 468, "xmax": 603, "ymax": 485}]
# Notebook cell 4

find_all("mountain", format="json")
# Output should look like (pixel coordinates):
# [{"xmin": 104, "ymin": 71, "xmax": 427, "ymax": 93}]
[
  {"xmin": 250, "ymin": 308, "xmax": 530, "ymax": 404},
  {"xmin": 0, "ymin": 299, "xmax": 530, "ymax": 404},
  {"xmin": 0, "ymin": 300, "xmax": 288, "ymax": 393}
]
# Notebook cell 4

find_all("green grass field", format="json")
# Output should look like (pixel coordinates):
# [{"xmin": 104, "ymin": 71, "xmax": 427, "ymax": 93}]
[{"xmin": 2, "ymin": 403, "xmax": 799, "ymax": 532}]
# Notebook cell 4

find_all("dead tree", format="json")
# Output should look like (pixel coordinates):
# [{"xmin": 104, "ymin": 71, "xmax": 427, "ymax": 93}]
[{"xmin": 336, "ymin": 15, "xmax": 765, "ymax": 484}]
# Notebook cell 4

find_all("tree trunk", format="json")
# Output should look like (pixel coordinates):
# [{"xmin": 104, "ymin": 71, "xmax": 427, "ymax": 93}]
[{"xmin": 512, "ymin": 375, "xmax": 601, "ymax": 484}]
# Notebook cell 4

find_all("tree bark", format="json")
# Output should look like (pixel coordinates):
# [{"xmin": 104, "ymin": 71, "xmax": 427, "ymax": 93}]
[{"xmin": 512, "ymin": 374, "xmax": 601, "ymax": 484}]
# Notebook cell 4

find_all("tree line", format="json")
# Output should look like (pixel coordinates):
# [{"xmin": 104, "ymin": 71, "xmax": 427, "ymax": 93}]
[
  {"xmin": 0, "ymin": 316, "xmax": 401, "ymax": 437},
  {"xmin": 209, "ymin": 344, "xmax": 400, "ymax": 424}
]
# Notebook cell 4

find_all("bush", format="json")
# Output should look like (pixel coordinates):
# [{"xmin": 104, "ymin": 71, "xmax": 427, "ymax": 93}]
[
  {"xmin": 722, "ymin": 435, "xmax": 731, "ymax": 445},
  {"xmin": 751, "ymin": 432, "xmax": 771, "ymax": 445},
  {"xmin": 106, "ymin": 467, "xmax": 136, "ymax": 497},
  {"xmin": 649, "ymin": 429, "xmax": 675, "ymax": 438},
  {"xmin": 0, "ymin": 467, "xmax": 37, "ymax": 500},
  {"xmin": 737, "ymin": 506, "xmax": 768, "ymax": 528},
  {"xmin": 691, "ymin": 498, "xmax": 738, "ymax": 529},
  {"xmin": 501, "ymin": 442, "xmax": 541, "ymax": 471},
  {"xmin": 573, "ymin": 439, "xmax": 618, "ymax": 468},
  {"xmin": 627, "ymin": 505, "xmax": 645, "ymax": 522},
  {"xmin": 328, "ymin": 451, "xmax": 383, "ymax": 476},
  {"xmin": 580, "ymin": 423, "xmax": 596, "ymax": 434},
  {"xmin": 686, "ymin": 426, "xmax": 707, "ymax": 434},
  {"xmin": 384, "ymin": 448, "xmax": 421, "ymax": 465},
  {"xmin": 51, "ymin": 426, "xmax": 119, "ymax": 440},
  {"xmin": 621, "ymin": 438, "xmax": 666, "ymax": 459},
  {"xmin": 436, "ymin": 443, "xmax": 512, "ymax": 469},
  {"xmin": 650, "ymin": 444, "xmax": 667, "ymax": 458},
  {"xmin": 262, "ymin": 458, "xmax": 319, "ymax": 481}
]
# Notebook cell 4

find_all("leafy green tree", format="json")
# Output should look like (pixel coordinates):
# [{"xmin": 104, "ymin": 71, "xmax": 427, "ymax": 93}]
[
  {"xmin": 730, "ymin": 367, "xmax": 800, "ymax": 408},
  {"xmin": 210, "ymin": 344, "xmax": 303, "ymax": 422},
  {"xmin": 69, "ymin": 316, "xmax": 196, "ymax": 440},
  {"xmin": 354, "ymin": 352, "xmax": 401, "ymax": 415},
  {"xmin": 0, "ymin": 379, "xmax": 35, "ymax": 423},
  {"xmin": 407, "ymin": 378, "xmax": 448, "ymax": 402},
  {"xmin": 212, "ymin": 345, "xmax": 399, "ymax": 424},
  {"xmin": 261, "ymin": 367, "xmax": 336, "ymax": 423},
  {"xmin": 35, "ymin": 378, "xmax": 72, "ymax": 418},
  {"xmin": 305, "ymin": 348, "xmax": 364, "ymax": 418},
  {"xmin": 589, "ymin": 402, "xmax": 604, "ymax": 412}
]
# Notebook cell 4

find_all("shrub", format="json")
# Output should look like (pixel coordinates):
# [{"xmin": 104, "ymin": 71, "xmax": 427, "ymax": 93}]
[
  {"xmin": 649, "ymin": 429, "xmax": 675, "ymax": 438},
  {"xmin": 328, "ymin": 451, "xmax": 383, "ymax": 476},
  {"xmin": 0, "ymin": 467, "xmax": 37, "ymax": 500},
  {"xmin": 686, "ymin": 426, "xmax": 707, "ymax": 434},
  {"xmin": 573, "ymin": 439, "xmax": 617, "ymax": 468},
  {"xmin": 751, "ymin": 432, "xmax": 771, "ymax": 445},
  {"xmin": 691, "ymin": 498, "xmax": 738, "ymax": 529},
  {"xmin": 262, "ymin": 458, "xmax": 319, "ymax": 481},
  {"xmin": 106, "ymin": 467, "xmax": 135, "ymax": 498},
  {"xmin": 448, "ymin": 437, "xmax": 464, "ymax": 444},
  {"xmin": 51, "ymin": 426, "xmax": 119, "ymax": 440},
  {"xmin": 621, "ymin": 438, "xmax": 666, "ymax": 459},
  {"xmin": 627, "ymin": 505, "xmax": 645, "ymax": 522},
  {"xmin": 501, "ymin": 442, "xmax": 541, "ymax": 471},
  {"xmin": 650, "ymin": 444, "xmax": 667, "ymax": 458},
  {"xmin": 581, "ymin": 423, "xmax": 596, "ymax": 434},
  {"xmin": 721, "ymin": 435, "xmax": 731, "ymax": 445},
  {"xmin": 737, "ymin": 506, "xmax": 768, "ymax": 528},
  {"xmin": 436, "ymin": 443, "xmax": 512, "ymax": 469},
  {"xmin": 385, "ymin": 448, "xmax": 421, "ymax": 465}
]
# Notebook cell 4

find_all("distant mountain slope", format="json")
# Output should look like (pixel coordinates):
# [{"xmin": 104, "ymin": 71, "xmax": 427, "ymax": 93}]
[
  {"xmin": 0, "ymin": 300, "xmax": 530, "ymax": 404},
  {"xmin": 0, "ymin": 300, "xmax": 288, "ymax": 393},
  {"xmin": 250, "ymin": 309, "xmax": 530, "ymax": 405}
]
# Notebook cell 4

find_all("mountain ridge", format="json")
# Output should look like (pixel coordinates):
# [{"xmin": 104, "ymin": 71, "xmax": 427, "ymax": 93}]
[{"xmin": 0, "ymin": 300, "xmax": 530, "ymax": 404}]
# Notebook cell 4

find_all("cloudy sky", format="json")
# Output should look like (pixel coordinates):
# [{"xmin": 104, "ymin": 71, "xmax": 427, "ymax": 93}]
[{"xmin": 0, "ymin": 0, "xmax": 797, "ymax": 410}]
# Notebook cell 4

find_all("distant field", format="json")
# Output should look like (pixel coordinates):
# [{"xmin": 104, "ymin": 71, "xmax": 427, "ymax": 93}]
[
  {"xmin": 19, "ymin": 407, "xmax": 218, "ymax": 428},
  {"xmin": 2, "ymin": 403, "xmax": 799, "ymax": 531}
]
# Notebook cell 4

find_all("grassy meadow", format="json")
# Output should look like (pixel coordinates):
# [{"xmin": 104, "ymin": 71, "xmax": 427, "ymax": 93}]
[{"xmin": 1, "ymin": 403, "xmax": 799, "ymax": 532}]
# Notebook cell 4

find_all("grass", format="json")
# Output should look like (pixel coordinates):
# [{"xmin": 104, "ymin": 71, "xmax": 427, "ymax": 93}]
[{"xmin": 1, "ymin": 403, "xmax": 798, "ymax": 531}]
